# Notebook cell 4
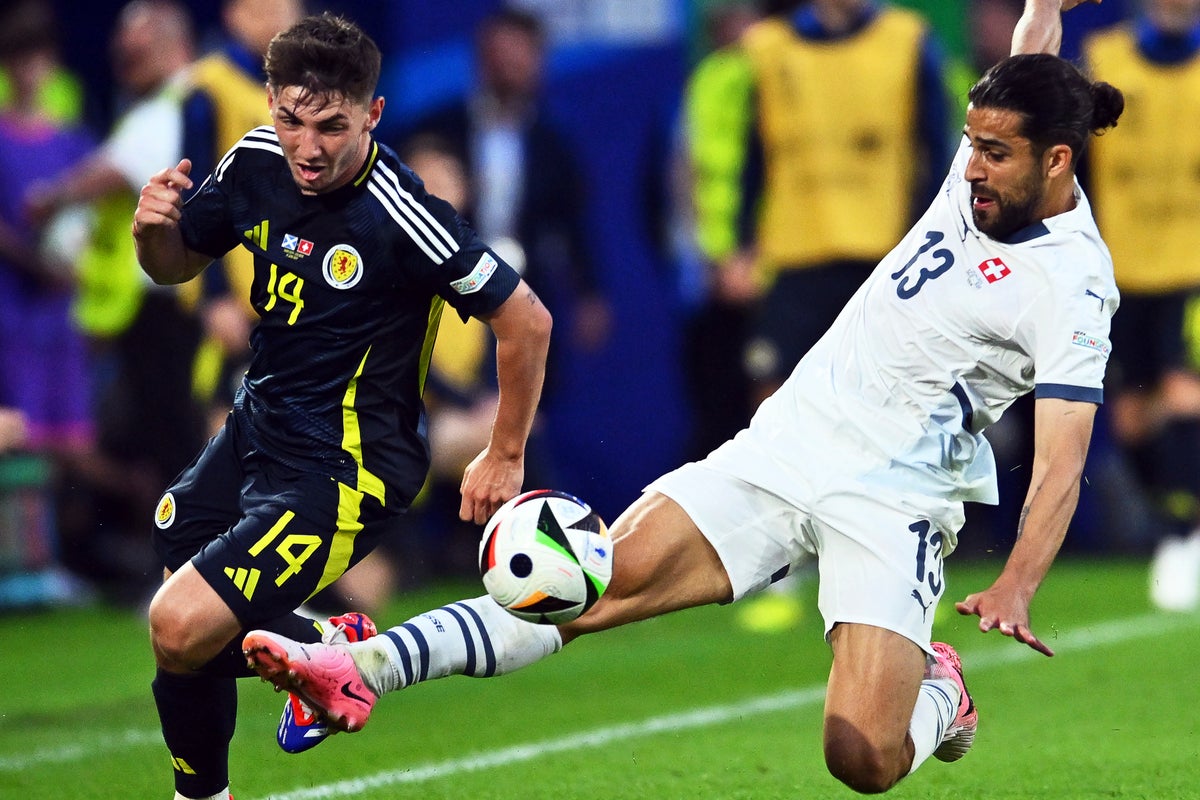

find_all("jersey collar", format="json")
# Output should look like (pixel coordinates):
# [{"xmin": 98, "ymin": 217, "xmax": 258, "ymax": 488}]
[
  {"xmin": 792, "ymin": 1, "xmax": 880, "ymax": 41},
  {"xmin": 314, "ymin": 139, "xmax": 380, "ymax": 202},
  {"xmin": 351, "ymin": 139, "xmax": 380, "ymax": 189},
  {"xmin": 1135, "ymin": 16, "xmax": 1200, "ymax": 65},
  {"xmin": 999, "ymin": 221, "xmax": 1050, "ymax": 244}
]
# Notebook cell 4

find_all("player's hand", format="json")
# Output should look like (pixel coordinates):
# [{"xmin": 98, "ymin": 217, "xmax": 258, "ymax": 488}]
[
  {"xmin": 955, "ymin": 586, "xmax": 1055, "ymax": 657},
  {"xmin": 133, "ymin": 159, "xmax": 194, "ymax": 236},
  {"xmin": 459, "ymin": 448, "xmax": 524, "ymax": 525},
  {"xmin": 572, "ymin": 294, "xmax": 611, "ymax": 352},
  {"xmin": 0, "ymin": 407, "xmax": 27, "ymax": 453},
  {"xmin": 202, "ymin": 295, "xmax": 253, "ymax": 356},
  {"xmin": 713, "ymin": 250, "xmax": 760, "ymax": 305},
  {"xmin": 24, "ymin": 181, "xmax": 60, "ymax": 226}
]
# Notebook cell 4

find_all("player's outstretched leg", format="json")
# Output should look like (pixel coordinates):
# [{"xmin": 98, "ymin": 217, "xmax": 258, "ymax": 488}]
[
  {"xmin": 245, "ymin": 595, "xmax": 562, "ymax": 733},
  {"xmin": 276, "ymin": 611, "xmax": 377, "ymax": 753},
  {"xmin": 929, "ymin": 642, "xmax": 978, "ymax": 762}
]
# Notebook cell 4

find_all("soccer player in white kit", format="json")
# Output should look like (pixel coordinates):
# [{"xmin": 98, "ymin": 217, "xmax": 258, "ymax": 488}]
[{"xmin": 244, "ymin": 1, "xmax": 1125, "ymax": 793}]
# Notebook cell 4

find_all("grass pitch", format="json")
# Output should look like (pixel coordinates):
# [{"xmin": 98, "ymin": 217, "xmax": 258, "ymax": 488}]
[{"xmin": 2, "ymin": 557, "xmax": 1198, "ymax": 799}]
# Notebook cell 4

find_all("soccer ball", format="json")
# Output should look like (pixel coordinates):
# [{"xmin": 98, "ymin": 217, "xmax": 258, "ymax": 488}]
[{"xmin": 479, "ymin": 489, "xmax": 612, "ymax": 624}]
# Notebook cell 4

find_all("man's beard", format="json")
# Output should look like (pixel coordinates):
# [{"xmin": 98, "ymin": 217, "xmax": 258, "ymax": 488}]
[{"xmin": 972, "ymin": 182, "xmax": 1042, "ymax": 240}]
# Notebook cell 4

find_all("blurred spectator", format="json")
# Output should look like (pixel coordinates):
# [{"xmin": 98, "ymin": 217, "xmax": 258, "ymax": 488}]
[
  {"xmin": 0, "ymin": 0, "xmax": 96, "ymax": 456},
  {"xmin": 1082, "ymin": 0, "xmax": 1200, "ymax": 610},
  {"xmin": 182, "ymin": 0, "xmax": 304, "ymax": 435},
  {"xmin": 676, "ymin": 1, "xmax": 763, "ymax": 460},
  {"xmin": 24, "ymin": 0, "xmax": 207, "ymax": 602},
  {"xmin": 397, "ymin": 8, "xmax": 611, "ymax": 405},
  {"xmin": 0, "ymin": 0, "xmax": 85, "ymax": 125},
  {"xmin": 947, "ymin": 0, "xmax": 1026, "ymax": 119},
  {"xmin": 0, "ymin": 0, "xmax": 99, "ymax": 608},
  {"xmin": 699, "ymin": 0, "xmax": 952, "ymax": 412}
]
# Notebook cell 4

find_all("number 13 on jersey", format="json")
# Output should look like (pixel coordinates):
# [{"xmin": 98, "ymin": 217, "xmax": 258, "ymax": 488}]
[{"xmin": 891, "ymin": 230, "xmax": 955, "ymax": 299}]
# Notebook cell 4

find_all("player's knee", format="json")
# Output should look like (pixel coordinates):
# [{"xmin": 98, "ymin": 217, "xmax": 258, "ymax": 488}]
[
  {"xmin": 148, "ymin": 591, "xmax": 206, "ymax": 672},
  {"xmin": 824, "ymin": 746, "xmax": 898, "ymax": 795},
  {"xmin": 823, "ymin": 718, "xmax": 903, "ymax": 795}
]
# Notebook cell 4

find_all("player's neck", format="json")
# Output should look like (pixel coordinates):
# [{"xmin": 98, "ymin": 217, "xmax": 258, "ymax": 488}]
[
  {"xmin": 1036, "ymin": 175, "xmax": 1078, "ymax": 221},
  {"xmin": 812, "ymin": 0, "xmax": 870, "ymax": 35}
]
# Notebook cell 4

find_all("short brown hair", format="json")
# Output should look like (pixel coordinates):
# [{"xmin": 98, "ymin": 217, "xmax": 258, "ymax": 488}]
[
  {"xmin": 265, "ymin": 12, "xmax": 381, "ymax": 107},
  {"xmin": 0, "ymin": 0, "xmax": 58, "ymax": 60}
]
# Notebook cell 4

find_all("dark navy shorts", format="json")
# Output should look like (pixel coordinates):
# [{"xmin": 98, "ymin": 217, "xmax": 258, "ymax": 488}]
[{"xmin": 151, "ymin": 412, "xmax": 404, "ymax": 626}]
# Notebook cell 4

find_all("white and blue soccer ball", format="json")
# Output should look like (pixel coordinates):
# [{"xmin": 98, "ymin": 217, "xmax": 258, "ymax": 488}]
[{"xmin": 479, "ymin": 489, "xmax": 612, "ymax": 624}]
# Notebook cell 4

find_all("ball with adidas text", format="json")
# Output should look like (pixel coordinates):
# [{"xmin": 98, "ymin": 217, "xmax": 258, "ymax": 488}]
[{"xmin": 479, "ymin": 489, "xmax": 612, "ymax": 624}]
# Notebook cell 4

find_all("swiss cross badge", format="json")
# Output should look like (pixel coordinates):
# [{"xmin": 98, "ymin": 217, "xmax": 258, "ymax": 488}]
[{"xmin": 976, "ymin": 257, "xmax": 1010, "ymax": 283}]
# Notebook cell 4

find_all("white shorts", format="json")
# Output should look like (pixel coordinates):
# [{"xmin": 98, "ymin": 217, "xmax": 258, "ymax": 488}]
[{"xmin": 646, "ymin": 461, "xmax": 964, "ymax": 654}]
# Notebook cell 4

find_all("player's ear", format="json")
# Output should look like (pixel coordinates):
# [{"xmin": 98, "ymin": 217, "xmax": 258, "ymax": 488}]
[
  {"xmin": 366, "ymin": 96, "xmax": 385, "ymax": 131},
  {"xmin": 1044, "ymin": 143, "xmax": 1073, "ymax": 179}
]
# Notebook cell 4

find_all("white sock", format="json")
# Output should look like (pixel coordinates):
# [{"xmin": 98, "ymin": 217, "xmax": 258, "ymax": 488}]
[
  {"xmin": 907, "ymin": 674, "xmax": 959, "ymax": 774},
  {"xmin": 350, "ymin": 595, "xmax": 562, "ymax": 696},
  {"xmin": 173, "ymin": 788, "xmax": 228, "ymax": 800}
]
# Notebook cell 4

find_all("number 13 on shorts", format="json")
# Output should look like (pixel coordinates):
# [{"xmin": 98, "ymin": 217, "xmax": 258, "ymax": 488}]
[{"xmin": 910, "ymin": 519, "xmax": 944, "ymax": 617}]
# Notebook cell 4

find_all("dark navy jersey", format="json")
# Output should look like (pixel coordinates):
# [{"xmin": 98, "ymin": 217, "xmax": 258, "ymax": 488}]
[{"xmin": 179, "ymin": 126, "xmax": 521, "ymax": 508}]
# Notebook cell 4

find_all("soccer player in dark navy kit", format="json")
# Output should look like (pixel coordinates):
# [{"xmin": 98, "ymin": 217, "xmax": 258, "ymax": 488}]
[{"xmin": 133, "ymin": 14, "xmax": 552, "ymax": 800}]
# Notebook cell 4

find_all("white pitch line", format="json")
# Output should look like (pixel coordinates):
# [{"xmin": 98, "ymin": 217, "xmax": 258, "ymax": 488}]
[
  {"xmin": 252, "ymin": 611, "xmax": 1197, "ymax": 800},
  {"xmin": 0, "ymin": 612, "xmax": 1190, "ymax": 778},
  {"xmin": 0, "ymin": 728, "xmax": 164, "ymax": 772}
]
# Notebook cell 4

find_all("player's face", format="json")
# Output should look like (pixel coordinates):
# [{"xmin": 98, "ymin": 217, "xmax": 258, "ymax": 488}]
[
  {"xmin": 269, "ymin": 86, "xmax": 384, "ymax": 195},
  {"xmin": 962, "ymin": 105, "xmax": 1049, "ymax": 240},
  {"xmin": 479, "ymin": 25, "xmax": 542, "ymax": 100},
  {"xmin": 1150, "ymin": 0, "xmax": 1200, "ymax": 34},
  {"xmin": 225, "ymin": 0, "xmax": 303, "ymax": 56}
]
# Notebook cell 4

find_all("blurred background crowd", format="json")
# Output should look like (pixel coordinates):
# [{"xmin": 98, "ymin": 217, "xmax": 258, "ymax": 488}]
[{"xmin": 3, "ymin": 0, "xmax": 1199, "ymax": 619}]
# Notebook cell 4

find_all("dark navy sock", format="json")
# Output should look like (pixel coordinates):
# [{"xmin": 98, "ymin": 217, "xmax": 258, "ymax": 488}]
[{"xmin": 152, "ymin": 668, "xmax": 236, "ymax": 799}]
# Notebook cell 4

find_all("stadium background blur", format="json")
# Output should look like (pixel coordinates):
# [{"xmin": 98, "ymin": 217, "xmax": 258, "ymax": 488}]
[{"xmin": 2, "ymin": 0, "xmax": 1141, "ymax": 610}]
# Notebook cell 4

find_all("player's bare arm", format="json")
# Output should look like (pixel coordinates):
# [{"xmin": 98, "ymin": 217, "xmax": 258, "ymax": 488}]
[
  {"xmin": 956, "ymin": 397, "xmax": 1097, "ymax": 656},
  {"xmin": 1011, "ymin": 0, "xmax": 1103, "ymax": 57},
  {"xmin": 132, "ymin": 158, "xmax": 213, "ymax": 284},
  {"xmin": 459, "ymin": 279, "xmax": 553, "ymax": 524}
]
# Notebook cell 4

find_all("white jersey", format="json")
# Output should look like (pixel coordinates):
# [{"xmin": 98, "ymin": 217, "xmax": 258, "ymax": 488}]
[{"xmin": 707, "ymin": 138, "xmax": 1117, "ymax": 515}]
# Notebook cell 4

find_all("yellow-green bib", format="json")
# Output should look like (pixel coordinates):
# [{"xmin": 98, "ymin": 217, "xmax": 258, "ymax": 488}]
[{"xmin": 742, "ymin": 9, "xmax": 925, "ymax": 276}]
